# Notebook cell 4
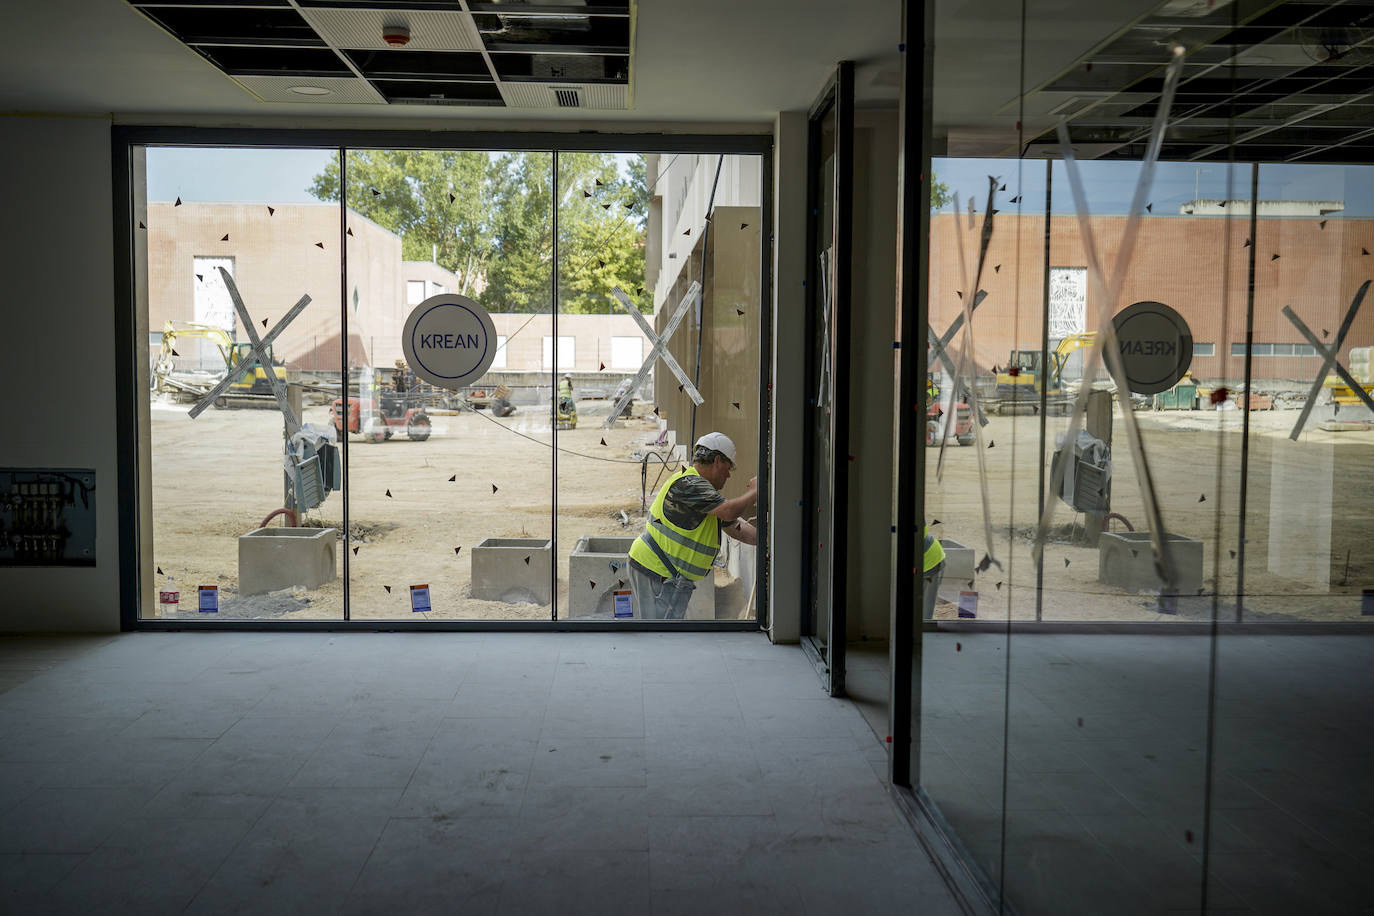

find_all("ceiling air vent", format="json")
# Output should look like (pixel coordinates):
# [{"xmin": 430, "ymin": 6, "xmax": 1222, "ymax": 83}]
[{"xmin": 555, "ymin": 89, "xmax": 582, "ymax": 108}]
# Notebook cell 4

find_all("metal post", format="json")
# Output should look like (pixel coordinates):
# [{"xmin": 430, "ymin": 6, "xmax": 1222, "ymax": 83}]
[
  {"xmin": 889, "ymin": 0, "xmax": 932, "ymax": 789},
  {"xmin": 551, "ymin": 150, "xmax": 560, "ymax": 622},
  {"xmin": 1083, "ymin": 389, "xmax": 1113, "ymax": 546}
]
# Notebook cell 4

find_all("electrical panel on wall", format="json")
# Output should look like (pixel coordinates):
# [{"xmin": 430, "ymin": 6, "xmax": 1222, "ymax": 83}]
[{"xmin": 0, "ymin": 469, "xmax": 97, "ymax": 567}]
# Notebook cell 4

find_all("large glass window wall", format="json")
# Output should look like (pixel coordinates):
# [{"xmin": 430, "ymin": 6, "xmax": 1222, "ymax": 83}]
[
  {"xmin": 124, "ymin": 135, "xmax": 766, "ymax": 625},
  {"xmin": 893, "ymin": 0, "xmax": 1374, "ymax": 911}
]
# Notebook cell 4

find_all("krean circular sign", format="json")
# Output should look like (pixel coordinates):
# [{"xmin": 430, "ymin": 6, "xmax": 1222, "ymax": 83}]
[
  {"xmin": 1111, "ymin": 300, "xmax": 1193, "ymax": 395},
  {"xmin": 402, "ymin": 294, "xmax": 497, "ymax": 391}
]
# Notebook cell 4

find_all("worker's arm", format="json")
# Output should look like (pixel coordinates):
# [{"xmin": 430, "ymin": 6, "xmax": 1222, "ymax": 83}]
[
  {"xmin": 723, "ymin": 517, "xmax": 757, "ymax": 546},
  {"xmin": 708, "ymin": 476, "xmax": 757, "ymax": 522}
]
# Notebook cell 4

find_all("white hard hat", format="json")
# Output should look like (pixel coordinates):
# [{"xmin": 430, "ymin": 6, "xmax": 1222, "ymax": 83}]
[{"xmin": 695, "ymin": 432, "xmax": 736, "ymax": 464}]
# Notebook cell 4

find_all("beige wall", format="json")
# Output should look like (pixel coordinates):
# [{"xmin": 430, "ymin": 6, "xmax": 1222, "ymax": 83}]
[
  {"xmin": 847, "ymin": 113, "xmax": 899, "ymax": 640},
  {"xmin": 0, "ymin": 118, "xmax": 121, "ymax": 631},
  {"xmin": 488, "ymin": 313, "xmax": 652, "ymax": 374},
  {"xmin": 654, "ymin": 205, "xmax": 763, "ymax": 500},
  {"xmin": 146, "ymin": 202, "xmax": 404, "ymax": 370}
]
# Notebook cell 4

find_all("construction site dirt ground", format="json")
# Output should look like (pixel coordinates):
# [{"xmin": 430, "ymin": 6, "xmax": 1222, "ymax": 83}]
[
  {"xmin": 148, "ymin": 396, "xmax": 753, "ymax": 622},
  {"xmin": 147, "ymin": 398, "xmax": 1372, "ymax": 624},
  {"xmin": 925, "ymin": 406, "xmax": 1374, "ymax": 623}
]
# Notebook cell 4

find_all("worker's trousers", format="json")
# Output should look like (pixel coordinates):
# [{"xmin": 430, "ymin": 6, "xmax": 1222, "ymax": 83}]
[
  {"xmin": 628, "ymin": 563, "xmax": 696, "ymax": 620},
  {"xmin": 922, "ymin": 561, "xmax": 945, "ymax": 621}
]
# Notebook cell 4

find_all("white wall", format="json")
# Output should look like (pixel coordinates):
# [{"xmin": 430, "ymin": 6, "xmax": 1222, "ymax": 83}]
[
  {"xmin": 768, "ymin": 112, "xmax": 807, "ymax": 644},
  {"xmin": 0, "ymin": 117, "xmax": 122, "ymax": 632},
  {"xmin": 846, "ymin": 111, "xmax": 900, "ymax": 640}
]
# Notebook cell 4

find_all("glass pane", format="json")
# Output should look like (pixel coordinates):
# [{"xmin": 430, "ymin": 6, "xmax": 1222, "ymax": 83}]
[
  {"xmin": 139, "ymin": 146, "xmax": 345, "ymax": 620},
  {"xmin": 558, "ymin": 152, "xmax": 764, "ymax": 622},
  {"xmin": 337, "ymin": 148, "xmax": 554, "ymax": 621},
  {"xmin": 1208, "ymin": 160, "xmax": 1374, "ymax": 911}
]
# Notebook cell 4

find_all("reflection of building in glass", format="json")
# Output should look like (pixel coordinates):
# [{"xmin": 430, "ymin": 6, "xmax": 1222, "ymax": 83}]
[{"xmin": 928, "ymin": 210, "xmax": 1374, "ymax": 382}]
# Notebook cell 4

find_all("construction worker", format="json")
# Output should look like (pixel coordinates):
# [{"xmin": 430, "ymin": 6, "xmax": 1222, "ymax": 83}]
[
  {"xmin": 926, "ymin": 375, "xmax": 941, "ymax": 409},
  {"xmin": 558, "ymin": 374, "xmax": 574, "ymax": 411},
  {"xmin": 922, "ymin": 523, "xmax": 946, "ymax": 620},
  {"xmin": 628, "ymin": 432, "xmax": 758, "ymax": 619}
]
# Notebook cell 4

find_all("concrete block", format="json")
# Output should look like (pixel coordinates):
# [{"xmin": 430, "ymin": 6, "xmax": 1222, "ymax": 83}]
[
  {"xmin": 1098, "ymin": 531, "xmax": 1203, "ymax": 595},
  {"xmin": 568, "ymin": 535, "xmax": 636, "ymax": 618},
  {"xmin": 471, "ymin": 537, "xmax": 552, "ymax": 604},
  {"xmin": 566, "ymin": 534, "xmax": 714, "ymax": 619},
  {"xmin": 937, "ymin": 537, "xmax": 977, "ymax": 589},
  {"xmin": 238, "ymin": 527, "xmax": 338, "ymax": 596}
]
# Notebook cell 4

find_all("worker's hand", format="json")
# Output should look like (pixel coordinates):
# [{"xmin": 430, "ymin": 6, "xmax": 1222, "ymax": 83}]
[{"xmin": 746, "ymin": 476, "xmax": 758, "ymax": 501}]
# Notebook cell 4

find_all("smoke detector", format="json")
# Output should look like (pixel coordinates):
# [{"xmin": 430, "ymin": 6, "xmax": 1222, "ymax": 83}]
[{"xmin": 382, "ymin": 24, "xmax": 411, "ymax": 48}]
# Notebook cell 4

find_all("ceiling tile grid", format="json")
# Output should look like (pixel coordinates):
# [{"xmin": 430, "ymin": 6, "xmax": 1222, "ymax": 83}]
[
  {"xmin": 297, "ymin": 9, "xmax": 485, "ymax": 53},
  {"xmin": 235, "ymin": 75, "xmax": 388, "ymax": 105},
  {"xmin": 127, "ymin": 1, "xmax": 633, "ymax": 110},
  {"xmin": 497, "ymin": 81, "xmax": 628, "ymax": 109}
]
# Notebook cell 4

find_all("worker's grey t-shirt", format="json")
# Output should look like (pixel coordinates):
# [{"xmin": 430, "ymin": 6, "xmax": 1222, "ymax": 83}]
[{"xmin": 661, "ymin": 475, "xmax": 724, "ymax": 531}]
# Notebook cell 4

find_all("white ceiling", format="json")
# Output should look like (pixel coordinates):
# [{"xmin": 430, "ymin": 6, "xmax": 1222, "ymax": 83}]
[{"xmin": 0, "ymin": 0, "xmax": 1151, "ymax": 135}]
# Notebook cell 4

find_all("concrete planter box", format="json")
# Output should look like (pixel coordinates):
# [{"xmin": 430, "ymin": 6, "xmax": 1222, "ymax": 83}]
[
  {"xmin": 938, "ymin": 537, "xmax": 977, "ymax": 590},
  {"xmin": 569, "ymin": 536, "xmax": 636, "ymax": 618},
  {"xmin": 238, "ymin": 527, "xmax": 338, "ymax": 596},
  {"xmin": 567, "ymin": 535, "xmax": 714, "ymax": 619},
  {"xmin": 472, "ymin": 537, "xmax": 552, "ymax": 605},
  {"xmin": 1099, "ymin": 531, "xmax": 1203, "ymax": 595}
]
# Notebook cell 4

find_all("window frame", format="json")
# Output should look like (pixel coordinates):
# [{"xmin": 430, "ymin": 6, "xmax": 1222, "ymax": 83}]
[{"xmin": 111, "ymin": 126, "xmax": 774, "ymax": 632}]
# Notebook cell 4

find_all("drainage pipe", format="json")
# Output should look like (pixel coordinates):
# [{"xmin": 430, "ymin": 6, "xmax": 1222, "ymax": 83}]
[{"xmin": 260, "ymin": 507, "xmax": 298, "ymax": 528}]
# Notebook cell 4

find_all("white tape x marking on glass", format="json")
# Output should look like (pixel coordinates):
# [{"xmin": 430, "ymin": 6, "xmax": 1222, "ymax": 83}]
[
  {"xmin": 604, "ymin": 282, "xmax": 703, "ymax": 428},
  {"xmin": 1034, "ymin": 45, "xmax": 1187, "ymax": 591},
  {"xmin": 1282, "ymin": 281, "xmax": 1373, "ymax": 439},
  {"xmin": 188, "ymin": 266, "xmax": 311, "ymax": 433}
]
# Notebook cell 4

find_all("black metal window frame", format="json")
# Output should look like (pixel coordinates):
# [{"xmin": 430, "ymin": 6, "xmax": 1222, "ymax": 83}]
[{"xmin": 112, "ymin": 126, "xmax": 773, "ymax": 632}]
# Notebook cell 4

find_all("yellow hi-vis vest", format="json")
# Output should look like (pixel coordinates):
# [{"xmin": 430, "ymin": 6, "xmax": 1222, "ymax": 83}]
[
  {"xmin": 628, "ymin": 467, "xmax": 722, "ymax": 581},
  {"xmin": 923, "ymin": 526, "xmax": 945, "ymax": 573}
]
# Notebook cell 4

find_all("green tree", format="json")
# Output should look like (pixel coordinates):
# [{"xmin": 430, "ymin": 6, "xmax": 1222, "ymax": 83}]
[
  {"xmin": 309, "ymin": 150, "xmax": 648, "ymax": 315},
  {"xmin": 931, "ymin": 172, "xmax": 951, "ymax": 211},
  {"xmin": 556, "ymin": 152, "xmax": 646, "ymax": 314},
  {"xmin": 309, "ymin": 150, "xmax": 500, "ymax": 296}
]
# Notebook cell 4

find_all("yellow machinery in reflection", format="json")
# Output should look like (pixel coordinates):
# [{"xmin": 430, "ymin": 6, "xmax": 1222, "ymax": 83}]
[
  {"xmin": 1325, "ymin": 345, "xmax": 1374, "ymax": 406},
  {"xmin": 152, "ymin": 320, "xmax": 288, "ymax": 406},
  {"xmin": 992, "ymin": 332, "xmax": 1097, "ymax": 415}
]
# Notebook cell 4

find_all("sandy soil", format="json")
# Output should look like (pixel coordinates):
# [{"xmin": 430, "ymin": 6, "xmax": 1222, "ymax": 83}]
[
  {"xmin": 149, "ymin": 396, "xmax": 753, "ymax": 622},
  {"xmin": 149, "ymin": 395, "xmax": 1371, "ymax": 624},
  {"xmin": 926, "ymin": 405, "xmax": 1374, "ymax": 622}
]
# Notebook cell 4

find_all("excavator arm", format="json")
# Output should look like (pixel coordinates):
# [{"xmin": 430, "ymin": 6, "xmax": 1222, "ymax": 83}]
[
  {"xmin": 1049, "ymin": 332, "xmax": 1097, "ymax": 389},
  {"xmin": 153, "ymin": 321, "xmax": 235, "ymax": 391}
]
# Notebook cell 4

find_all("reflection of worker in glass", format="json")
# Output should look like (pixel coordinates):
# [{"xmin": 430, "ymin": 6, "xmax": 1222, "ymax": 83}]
[
  {"xmin": 558, "ymin": 373, "xmax": 574, "ymax": 413},
  {"xmin": 628, "ymin": 433, "xmax": 758, "ymax": 619},
  {"xmin": 394, "ymin": 359, "xmax": 417, "ymax": 393},
  {"xmin": 922, "ymin": 524, "xmax": 945, "ymax": 620}
]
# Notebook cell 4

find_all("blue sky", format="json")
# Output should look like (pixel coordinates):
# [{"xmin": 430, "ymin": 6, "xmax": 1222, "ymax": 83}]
[
  {"xmin": 147, "ymin": 148, "xmax": 338, "ymax": 204},
  {"xmin": 933, "ymin": 158, "xmax": 1374, "ymax": 218},
  {"xmin": 145, "ymin": 147, "xmax": 640, "ymax": 205}
]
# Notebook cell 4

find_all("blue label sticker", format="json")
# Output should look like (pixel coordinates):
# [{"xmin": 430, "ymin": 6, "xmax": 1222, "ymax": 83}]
[
  {"xmin": 612, "ymin": 590, "xmax": 634, "ymax": 619},
  {"xmin": 198, "ymin": 586, "xmax": 218, "ymax": 613},
  {"xmin": 410, "ymin": 585, "xmax": 432, "ymax": 613}
]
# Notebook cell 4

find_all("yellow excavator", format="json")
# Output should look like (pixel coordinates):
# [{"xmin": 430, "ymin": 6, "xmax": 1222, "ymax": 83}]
[
  {"xmin": 1324, "ymin": 345, "xmax": 1373, "ymax": 406},
  {"xmin": 152, "ymin": 320, "xmax": 287, "ymax": 402},
  {"xmin": 993, "ymin": 333, "xmax": 1097, "ymax": 415}
]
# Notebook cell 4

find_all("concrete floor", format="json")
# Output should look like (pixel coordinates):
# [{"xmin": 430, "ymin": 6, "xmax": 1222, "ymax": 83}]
[
  {"xmin": 846, "ymin": 633, "xmax": 1374, "ymax": 915},
  {"xmin": 0, "ymin": 632, "xmax": 959, "ymax": 915}
]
